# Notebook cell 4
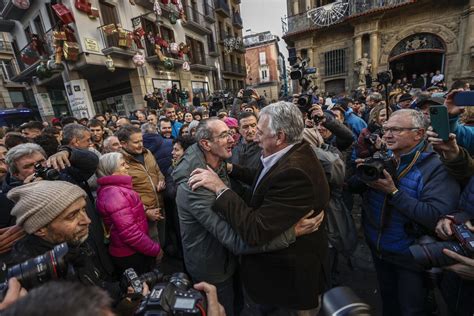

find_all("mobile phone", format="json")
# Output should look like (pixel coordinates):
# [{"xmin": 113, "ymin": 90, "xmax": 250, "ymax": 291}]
[
  {"xmin": 429, "ymin": 105, "xmax": 449, "ymax": 141},
  {"xmin": 453, "ymin": 91, "xmax": 474, "ymax": 106}
]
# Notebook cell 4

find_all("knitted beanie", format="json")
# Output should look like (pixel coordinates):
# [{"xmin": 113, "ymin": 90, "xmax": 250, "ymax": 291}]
[{"xmin": 7, "ymin": 181, "xmax": 87, "ymax": 234}]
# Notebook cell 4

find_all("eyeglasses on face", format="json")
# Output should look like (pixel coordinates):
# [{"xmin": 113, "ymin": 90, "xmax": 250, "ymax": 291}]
[{"xmin": 381, "ymin": 126, "xmax": 419, "ymax": 135}]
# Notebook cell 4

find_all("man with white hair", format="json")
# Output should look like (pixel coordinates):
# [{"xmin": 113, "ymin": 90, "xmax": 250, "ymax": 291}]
[{"xmin": 189, "ymin": 101, "xmax": 330, "ymax": 314}]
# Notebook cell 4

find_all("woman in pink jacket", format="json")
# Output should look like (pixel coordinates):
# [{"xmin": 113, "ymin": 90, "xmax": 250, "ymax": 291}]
[{"xmin": 96, "ymin": 152, "xmax": 162, "ymax": 274}]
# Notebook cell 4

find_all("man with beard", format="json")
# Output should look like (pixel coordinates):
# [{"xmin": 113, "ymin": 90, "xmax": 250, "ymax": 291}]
[
  {"xmin": 164, "ymin": 103, "xmax": 183, "ymax": 138},
  {"xmin": 3, "ymin": 181, "xmax": 139, "ymax": 303},
  {"xmin": 159, "ymin": 118, "xmax": 173, "ymax": 140},
  {"xmin": 87, "ymin": 119, "xmax": 105, "ymax": 152}
]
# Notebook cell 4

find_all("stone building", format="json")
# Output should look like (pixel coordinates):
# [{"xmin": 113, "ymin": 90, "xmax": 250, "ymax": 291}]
[
  {"xmin": 244, "ymin": 31, "xmax": 281, "ymax": 101},
  {"xmin": 282, "ymin": 0, "xmax": 474, "ymax": 95},
  {"xmin": 0, "ymin": 0, "xmax": 244, "ymax": 120}
]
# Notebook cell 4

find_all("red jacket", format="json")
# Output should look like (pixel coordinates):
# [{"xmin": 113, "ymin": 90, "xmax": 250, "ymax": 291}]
[{"xmin": 96, "ymin": 175, "xmax": 160, "ymax": 258}]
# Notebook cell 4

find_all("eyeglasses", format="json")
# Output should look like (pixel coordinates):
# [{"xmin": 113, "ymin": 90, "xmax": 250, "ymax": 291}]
[
  {"xmin": 210, "ymin": 131, "xmax": 234, "ymax": 140},
  {"xmin": 381, "ymin": 126, "xmax": 419, "ymax": 135}
]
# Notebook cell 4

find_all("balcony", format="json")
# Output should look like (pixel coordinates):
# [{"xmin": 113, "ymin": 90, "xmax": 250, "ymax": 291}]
[
  {"xmin": 282, "ymin": 0, "xmax": 415, "ymax": 37},
  {"xmin": 0, "ymin": 18, "xmax": 15, "ymax": 32},
  {"xmin": 222, "ymin": 62, "xmax": 245, "ymax": 76},
  {"xmin": 0, "ymin": 40, "xmax": 12, "ymax": 53},
  {"xmin": 214, "ymin": 0, "xmax": 230, "ymax": 18},
  {"xmin": 182, "ymin": 6, "xmax": 212, "ymax": 35},
  {"xmin": 143, "ymin": 38, "xmax": 184, "ymax": 66},
  {"xmin": 1, "ymin": 0, "xmax": 28, "ymax": 20},
  {"xmin": 134, "ymin": 0, "xmax": 153, "ymax": 10},
  {"xmin": 203, "ymin": 2, "xmax": 216, "ymax": 23},
  {"xmin": 98, "ymin": 25, "xmax": 138, "ymax": 57},
  {"xmin": 232, "ymin": 12, "xmax": 242, "ymax": 29},
  {"xmin": 189, "ymin": 55, "xmax": 213, "ymax": 71}
]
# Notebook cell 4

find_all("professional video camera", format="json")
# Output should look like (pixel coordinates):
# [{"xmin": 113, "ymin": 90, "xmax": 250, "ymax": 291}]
[
  {"xmin": 0, "ymin": 243, "xmax": 71, "ymax": 301},
  {"xmin": 356, "ymin": 145, "xmax": 397, "ymax": 182},
  {"xmin": 290, "ymin": 58, "xmax": 318, "ymax": 114},
  {"xmin": 34, "ymin": 162, "xmax": 60, "ymax": 181},
  {"xmin": 376, "ymin": 71, "xmax": 393, "ymax": 86},
  {"xmin": 121, "ymin": 268, "xmax": 207, "ymax": 315},
  {"xmin": 409, "ymin": 222, "xmax": 474, "ymax": 269}
]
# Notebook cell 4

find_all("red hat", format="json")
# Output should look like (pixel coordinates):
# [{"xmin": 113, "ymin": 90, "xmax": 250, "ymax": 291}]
[{"xmin": 223, "ymin": 117, "xmax": 238, "ymax": 129}]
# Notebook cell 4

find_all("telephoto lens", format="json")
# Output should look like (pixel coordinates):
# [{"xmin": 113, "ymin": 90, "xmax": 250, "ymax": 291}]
[
  {"xmin": 322, "ymin": 286, "xmax": 371, "ymax": 316},
  {"xmin": 409, "ymin": 236, "xmax": 468, "ymax": 269}
]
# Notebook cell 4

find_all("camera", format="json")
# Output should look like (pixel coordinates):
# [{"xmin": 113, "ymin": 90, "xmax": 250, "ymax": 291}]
[
  {"xmin": 356, "ymin": 147, "xmax": 397, "ymax": 182},
  {"xmin": 0, "ymin": 243, "xmax": 71, "ymax": 301},
  {"xmin": 121, "ymin": 268, "xmax": 163, "ymax": 300},
  {"xmin": 34, "ymin": 162, "xmax": 60, "ymax": 181},
  {"xmin": 409, "ymin": 223, "xmax": 474, "ymax": 269},
  {"xmin": 376, "ymin": 71, "xmax": 393, "ymax": 86},
  {"xmin": 135, "ymin": 271, "xmax": 206, "ymax": 316},
  {"xmin": 322, "ymin": 286, "xmax": 372, "ymax": 315}
]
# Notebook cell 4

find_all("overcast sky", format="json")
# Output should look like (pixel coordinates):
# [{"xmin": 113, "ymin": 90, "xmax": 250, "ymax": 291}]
[{"xmin": 240, "ymin": 0, "xmax": 289, "ymax": 59}]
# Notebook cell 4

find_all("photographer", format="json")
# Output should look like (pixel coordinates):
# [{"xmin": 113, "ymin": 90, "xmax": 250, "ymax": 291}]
[
  {"xmin": 4, "ymin": 181, "xmax": 123, "ymax": 302},
  {"xmin": 355, "ymin": 105, "xmax": 391, "ymax": 159},
  {"xmin": 428, "ymin": 130, "xmax": 474, "ymax": 315},
  {"xmin": 310, "ymin": 104, "xmax": 354, "ymax": 152},
  {"xmin": 355, "ymin": 109, "xmax": 460, "ymax": 315}
]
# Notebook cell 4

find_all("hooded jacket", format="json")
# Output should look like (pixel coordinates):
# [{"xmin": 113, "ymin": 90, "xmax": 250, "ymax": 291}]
[{"xmin": 96, "ymin": 175, "xmax": 160, "ymax": 258}]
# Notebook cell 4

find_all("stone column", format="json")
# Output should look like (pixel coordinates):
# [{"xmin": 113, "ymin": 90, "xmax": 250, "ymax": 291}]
[
  {"xmin": 461, "ymin": 0, "xmax": 474, "ymax": 77},
  {"xmin": 305, "ymin": 0, "xmax": 311, "ymax": 11},
  {"xmin": 354, "ymin": 35, "xmax": 362, "ymax": 62},
  {"xmin": 293, "ymin": 0, "xmax": 299, "ymax": 15},
  {"xmin": 370, "ymin": 32, "xmax": 379, "ymax": 76}
]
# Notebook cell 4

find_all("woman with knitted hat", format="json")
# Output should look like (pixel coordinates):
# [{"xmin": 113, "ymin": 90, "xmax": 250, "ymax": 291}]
[{"xmin": 96, "ymin": 152, "xmax": 162, "ymax": 275}]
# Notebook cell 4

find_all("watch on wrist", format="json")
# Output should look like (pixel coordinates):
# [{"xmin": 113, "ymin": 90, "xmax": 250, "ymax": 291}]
[{"xmin": 389, "ymin": 188, "xmax": 399, "ymax": 197}]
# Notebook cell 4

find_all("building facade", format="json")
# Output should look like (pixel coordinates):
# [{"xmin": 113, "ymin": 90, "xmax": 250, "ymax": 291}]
[
  {"xmin": 244, "ymin": 31, "xmax": 281, "ymax": 100},
  {"xmin": 282, "ymin": 0, "xmax": 474, "ymax": 95},
  {"xmin": 215, "ymin": 0, "xmax": 246, "ymax": 92},
  {"xmin": 0, "ymin": 0, "xmax": 243, "ymax": 120}
]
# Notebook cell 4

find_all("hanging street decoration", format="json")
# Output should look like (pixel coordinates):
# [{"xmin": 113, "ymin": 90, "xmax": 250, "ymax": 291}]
[
  {"xmin": 74, "ymin": 0, "xmax": 99, "ymax": 19},
  {"xmin": 105, "ymin": 55, "xmax": 115, "ymax": 72},
  {"xmin": 132, "ymin": 52, "xmax": 145, "ymax": 67},
  {"xmin": 307, "ymin": 1, "xmax": 348, "ymax": 27},
  {"xmin": 182, "ymin": 61, "xmax": 190, "ymax": 72},
  {"xmin": 52, "ymin": 4, "xmax": 75, "ymax": 25},
  {"xmin": 223, "ymin": 36, "xmax": 243, "ymax": 55}
]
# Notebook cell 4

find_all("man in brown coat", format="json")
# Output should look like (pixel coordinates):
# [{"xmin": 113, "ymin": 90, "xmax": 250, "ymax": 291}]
[
  {"xmin": 116, "ymin": 126, "xmax": 166, "ymax": 243},
  {"xmin": 189, "ymin": 101, "xmax": 330, "ymax": 315}
]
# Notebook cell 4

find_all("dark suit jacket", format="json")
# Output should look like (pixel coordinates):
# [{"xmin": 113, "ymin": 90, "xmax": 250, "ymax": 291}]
[{"xmin": 214, "ymin": 141, "xmax": 330, "ymax": 309}]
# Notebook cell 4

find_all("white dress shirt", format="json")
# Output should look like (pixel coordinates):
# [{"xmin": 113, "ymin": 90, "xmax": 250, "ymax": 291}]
[{"xmin": 254, "ymin": 144, "xmax": 295, "ymax": 192}]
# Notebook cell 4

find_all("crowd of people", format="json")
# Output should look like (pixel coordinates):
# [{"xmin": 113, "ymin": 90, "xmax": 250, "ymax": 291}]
[{"xmin": 0, "ymin": 75, "xmax": 472, "ymax": 316}]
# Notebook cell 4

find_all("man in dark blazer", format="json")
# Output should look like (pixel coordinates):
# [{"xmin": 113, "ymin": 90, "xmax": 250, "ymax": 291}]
[{"xmin": 189, "ymin": 101, "xmax": 330, "ymax": 315}]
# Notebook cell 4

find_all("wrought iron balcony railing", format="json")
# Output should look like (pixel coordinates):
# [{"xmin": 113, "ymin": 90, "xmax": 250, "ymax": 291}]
[
  {"xmin": 282, "ymin": 0, "xmax": 415, "ymax": 36},
  {"xmin": 15, "ymin": 29, "xmax": 54, "ymax": 71}
]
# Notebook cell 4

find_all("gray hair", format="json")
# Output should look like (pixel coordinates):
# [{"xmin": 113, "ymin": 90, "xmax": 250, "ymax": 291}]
[
  {"xmin": 5, "ymin": 143, "xmax": 46, "ymax": 175},
  {"xmin": 96, "ymin": 152, "xmax": 123, "ymax": 178},
  {"xmin": 368, "ymin": 92, "xmax": 383, "ymax": 103},
  {"xmin": 391, "ymin": 109, "xmax": 429, "ymax": 130},
  {"xmin": 195, "ymin": 118, "xmax": 220, "ymax": 146},
  {"xmin": 259, "ymin": 101, "xmax": 304, "ymax": 144},
  {"xmin": 62, "ymin": 123, "xmax": 90, "ymax": 145},
  {"xmin": 141, "ymin": 123, "xmax": 157, "ymax": 134},
  {"xmin": 188, "ymin": 120, "xmax": 199, "ymax": 132}
]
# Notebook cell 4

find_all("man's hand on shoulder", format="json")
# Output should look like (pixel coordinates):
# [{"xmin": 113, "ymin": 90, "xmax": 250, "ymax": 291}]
[
  {"xmin": 47, "ymin": 150, "xmax": 71, "ymax": 171},
  {"xmin": 188, "ymin": 166, "xmax": 227, "ymax": 194}
]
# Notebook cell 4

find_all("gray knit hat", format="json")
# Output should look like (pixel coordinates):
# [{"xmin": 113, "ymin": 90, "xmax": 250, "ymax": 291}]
[{"xmin": 7, "ymin": 181, "xmax": 87, "ymax": 234}]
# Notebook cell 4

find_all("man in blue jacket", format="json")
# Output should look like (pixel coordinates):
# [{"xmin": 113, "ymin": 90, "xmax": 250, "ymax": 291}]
[
  {"xmin": 164, "ymin": 103, "xmax": 183, "ymax": 139},
  {"xmin": 358, "ymin": 109, "xmax": 460, "ymax": 316},
  {"xmin": 338, "ymin": 98, "xmax": 367, "ymax": 138}
]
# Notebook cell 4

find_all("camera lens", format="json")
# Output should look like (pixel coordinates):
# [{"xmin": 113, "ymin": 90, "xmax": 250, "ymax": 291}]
[
  {"xmin": 139, "ymin": 269, "xmax": 163, "ymax": 288},
  {"xmin": 409, "ymin": 241, "xmax": 466, "ymax": 269}
]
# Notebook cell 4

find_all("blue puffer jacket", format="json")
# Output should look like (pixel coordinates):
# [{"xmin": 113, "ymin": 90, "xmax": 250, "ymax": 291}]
[
  {"xmin": 143, "ymin": 133, "xmax": 173, "ymax": 177},
  {"xmin": 363, "ymin": 141, "xmax": 461, "ymax": 264},
  {"xmin": 459, "ymin": 177, "xmax": 474, "ymax": 215},
  {"xmin": 344, "ymin": 108, "xmax": 367, "ymax": 138}
]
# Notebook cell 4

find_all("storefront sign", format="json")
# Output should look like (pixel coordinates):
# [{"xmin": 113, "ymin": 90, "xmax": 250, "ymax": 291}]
[
  {"xmin": 34, "ymin": 93, "xmax": 55, "ymax": 117},
  {"xmin": 65, "ymin": 79, "xmax": 95, "ymax": 119},
  {"xmin": 84, "ymin": 38, "xmax": 100, "ymax": 52}
]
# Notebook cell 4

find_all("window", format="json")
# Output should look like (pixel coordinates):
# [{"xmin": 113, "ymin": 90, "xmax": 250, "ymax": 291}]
[
  {"xmin": 324, "ymin": 49, "xmax": 346, "ymax": 76},
  {"xmin": 259, "ymin": 52, "xmax": 266, "ymax": 65},
  {"xmin": 46, "ymin": 3, "xmax": 60, "ymax": 28},
  {"xmin": 99, "ymin": 1, "xmax": 119, "ymax": 24},
  {"xmin": 160, "ymin": 25, "xmax": 175, "ymax": 43},
  {"xmin": 186, "ymin": 36, "xmax": 205, "ymax": 65},
  {"xmin": 141, "ymin": 19, "xmax": 159, "ymax": 57},
  {"xmin": 260, "ymin": 65, "xmax": 269, "ymax": 82},
  {"xmin": 207, "ymin": 33, "xmax": 216, "ymax": 53}
]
